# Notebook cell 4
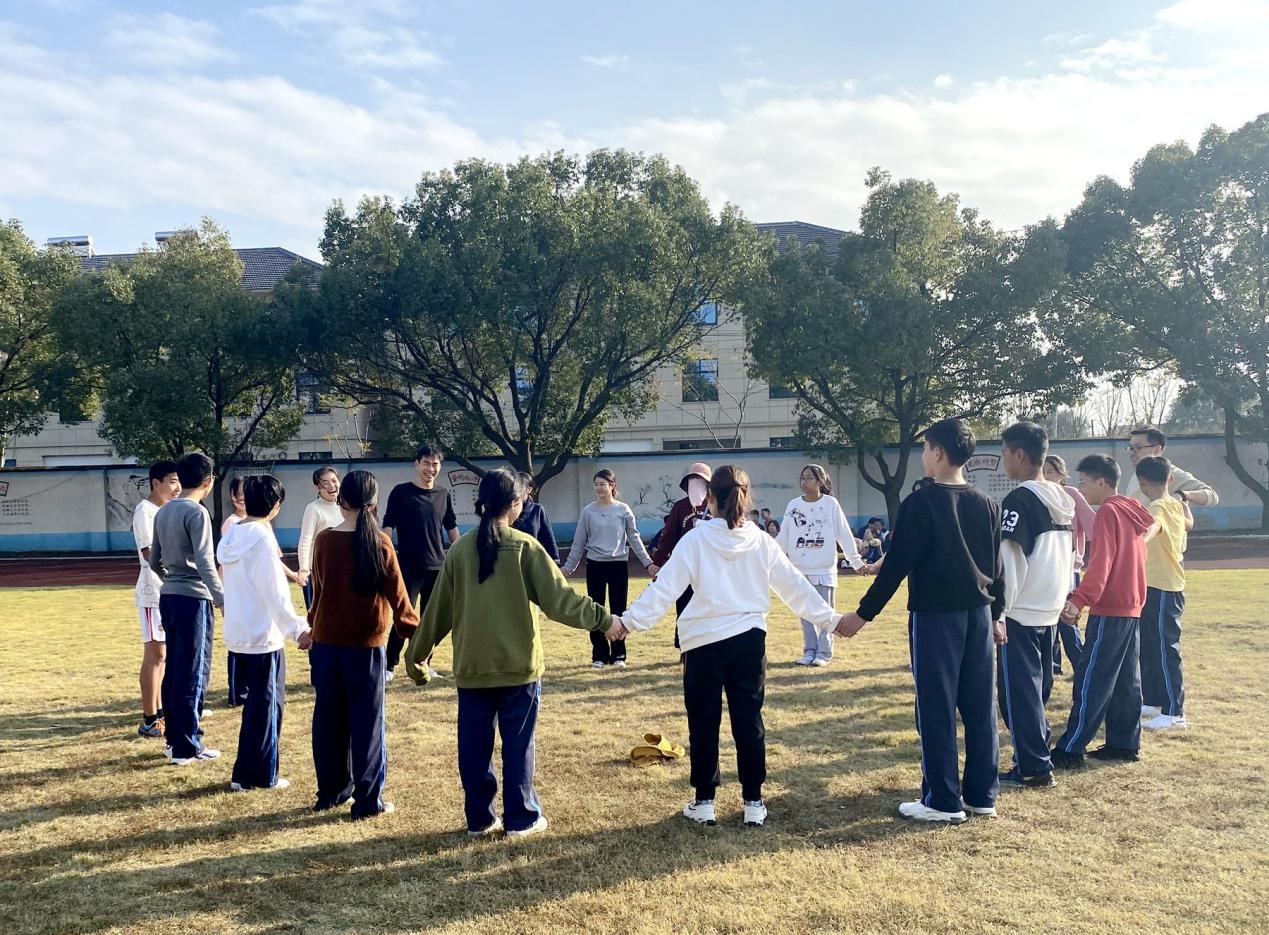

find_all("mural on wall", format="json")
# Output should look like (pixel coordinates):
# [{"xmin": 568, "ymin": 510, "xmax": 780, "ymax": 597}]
[
  {"xmin": 446, "ymin": 469, "xmax": 481, "ymax": 524},
  {"xmin": 105, "ymin": 471, "xmax": 152, "ymax": 533},
  {"xmin": 963, "ymin": 453, "xmax": 1019, "ymax": 500}
]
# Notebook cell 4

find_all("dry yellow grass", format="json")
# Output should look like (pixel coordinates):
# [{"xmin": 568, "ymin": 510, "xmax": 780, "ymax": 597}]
[{"xmin": 2, "ymin": 571, "xmax": 1267, "ymax": 934}]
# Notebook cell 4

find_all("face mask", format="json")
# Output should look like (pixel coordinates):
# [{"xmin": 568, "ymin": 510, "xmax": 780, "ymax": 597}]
[{"xmin": 687, "ymin": 477, "xmax": 707, "ymax": 508}]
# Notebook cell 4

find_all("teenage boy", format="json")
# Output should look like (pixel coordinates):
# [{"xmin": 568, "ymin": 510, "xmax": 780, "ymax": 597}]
[
  {"xmin": 1135, "ymin": 456, "xmax": 1192, "ymax": 731},
  {"xmin": 996, "ymin": 422, "xmax": 1075, "ymax": 789},
  {"xmin": 836, "ymin": 418, "xmax": 1005, "ymax": 824},
  {"xmin": 1125, "ymin": 427, "xmax": 1218, "ymax": 507},
  {"xmin": 382, "ymin": 443, "xmax": 459, "ymax": 681},
  {"xmin": 297, "ymin": 466, "xmax": 343, "ymax": 609},
  {"xmin": 1051, "ymin": 454, "xmax": 1156, "ymax": 769},
  {"xmin": 149, "ymin": 452, "xmax": 225, "ymax": 766},
  {"xmin": 133, "ymin": 459, "xmax": 181, "ymax": 738}
]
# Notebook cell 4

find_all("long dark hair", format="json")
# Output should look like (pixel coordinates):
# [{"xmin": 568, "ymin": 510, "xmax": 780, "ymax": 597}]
[
  {"xmin": 709, "ymin": 465, "xmax": 752, "ymax": 529},
  {"xmin": 801, "ymin": 463, "xmax": 832, "ymax": 496},
  {"xmin": 339, "ymin": 470, "xmax": 387, "ymax": 597},
  {"xmin": 475, "ymin": 468, "xmax": 525, "ymax": 584}
]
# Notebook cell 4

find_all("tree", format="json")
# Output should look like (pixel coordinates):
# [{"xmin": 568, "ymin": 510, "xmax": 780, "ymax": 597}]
[
  {"xmin": 1062, "ymin": 113, "xmax": 1269, "ymax": 528},
  {"xmin": 745, "ymin": 169, "xmax": 1085, "ymax": 523},
  {"xmin": 0, "ymin": 221, "xmax": 84, "ymax": 462},
  {"xmin": 301, "ymin": 150, "xmax": 763, "ymax": 487},
  {"xmin": 54, "ymin": 221, "xmax": 305, "ymax": 530}
]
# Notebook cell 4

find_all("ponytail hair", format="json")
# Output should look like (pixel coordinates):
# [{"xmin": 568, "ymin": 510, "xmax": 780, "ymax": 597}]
[
  {"xmin": 339, "ymin": 470, "xmax": 388, "ymax": 598},
  {"xmin": 802, "ymin": 463, "xmax": 832, "ymax": 496},
  {"xmin": 475, "ymin": 468, "xmax": 526, "ymax": 584},
  {"xmin": 708, "ymin": 464, "xmax": 752, "ymax": 529},
  {"xmin": 593, "ymin": 468, "xmax": 618, "ymax": 497}
]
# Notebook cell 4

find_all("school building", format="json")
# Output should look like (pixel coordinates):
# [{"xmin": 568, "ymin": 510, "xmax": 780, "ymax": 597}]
[{"xmin": 4, "ymin": 222, "xmax": 847, "ymax": 468}]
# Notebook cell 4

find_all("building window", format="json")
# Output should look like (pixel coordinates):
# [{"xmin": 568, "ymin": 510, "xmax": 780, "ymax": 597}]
[
  {"xmin": 769, "ymin": 436, "xmax": 796, "ymax": 449},
  {"xmin": 692, "ymin": 300, "xmax": 719, "ymax": 325},
  {"xmin": 297, "ymin": 372, "xmax": 330, "ymax": 414},
  {"xmin": 298, "ymin": 451, "xmax": 333, "ymax": 461},
  {"xmin": 682, "ymin": 358, "xmax": 719, "ymax": 402},
  {"xmin": 662, "ymin": 438, "xmax": 740, "ymax": 451},
  {"xmin": 768, "ymin": 382, "xmax": 797, "ymax": 400}
]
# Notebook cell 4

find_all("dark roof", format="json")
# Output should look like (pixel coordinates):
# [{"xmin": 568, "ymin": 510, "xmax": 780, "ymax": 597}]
[
  {"xmin": 754, "ymin": 220, "xmax": 848, "ymax": 256},
  {"xmin": 81, "ymin": 246, "xmax": 323, "ymax": 292}
]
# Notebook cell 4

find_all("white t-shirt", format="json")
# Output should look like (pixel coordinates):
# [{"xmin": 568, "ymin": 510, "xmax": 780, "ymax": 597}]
[
  {"xmin": 776, "ymin": 494, "xmax": 864, "ymax": 586},
  {"xmin": 132, "ymin": 499, "xmax": 163, "ymax": 608}
]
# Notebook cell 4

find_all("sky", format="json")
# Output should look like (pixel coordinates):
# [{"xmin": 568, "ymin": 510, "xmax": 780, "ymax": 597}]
[{"xmin": 1, "ymin": 0, "xmax": 1267, "ymax": 259}]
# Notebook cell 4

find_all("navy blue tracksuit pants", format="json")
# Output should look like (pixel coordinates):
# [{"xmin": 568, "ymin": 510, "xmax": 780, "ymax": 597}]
[
  {"xmin": 1053, "ymin": 572, "xmax": 1084, "ymax": 675},
  {"xmin": 997, "ymin": 620, "xmax": 1055, "ymax": 778},
  {"xmin": 310, "ymin": 643, "xmax": 388, "ymax": 818},
  {"xmin": 159, "ymin": 594, "xmax": 214, "ymax": 759},
  {"xmin": 1140, "ymin": 587, "xmax": 1185, "ymax": 717},
  {"xmin": 457, "ymin": 681, "xmax": 543, "ymax": 833},
  {"xmin": 1055, "ymin": 615, "xmax": 1142, "ymax": 754},
  {"xmin": 230, "ymin": 649, "xmax": 286, "ymax": 789},
  {"xmin": 227, "ymin": 653, "xmax": 248, "ymax": 707},
  {"xmin": 909, "ymin": 607, "xmax": 999, "ymax": 814}
]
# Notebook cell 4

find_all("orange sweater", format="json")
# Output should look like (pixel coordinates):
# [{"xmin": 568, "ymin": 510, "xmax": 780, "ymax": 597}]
[{"xmin": 309, "ymin": 529, "xmax": 419, "ymax": 647}]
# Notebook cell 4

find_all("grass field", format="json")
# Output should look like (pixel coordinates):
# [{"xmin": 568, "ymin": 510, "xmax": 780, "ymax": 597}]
[{"xmin": 2, "ymin": 572, "xmax": 1267, "ymax": 935}]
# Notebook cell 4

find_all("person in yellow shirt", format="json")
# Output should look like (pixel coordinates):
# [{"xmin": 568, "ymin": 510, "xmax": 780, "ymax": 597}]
[{"xmin": 1135, "ymin": 457, "xmax": 1193, "ymax": 731}]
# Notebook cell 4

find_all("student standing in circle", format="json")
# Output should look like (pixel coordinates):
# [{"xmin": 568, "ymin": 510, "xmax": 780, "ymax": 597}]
[{"xmin": 562, "ymin": 469, "xmax": 658, "ymax": 669}]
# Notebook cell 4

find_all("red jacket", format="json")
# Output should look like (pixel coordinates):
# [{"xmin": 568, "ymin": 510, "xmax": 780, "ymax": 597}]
[
  {"xmin": 651, "ymin": 497, "xmax": 709, "ymax": 567},
  {"xmin": 1070, "ymin": 495, "xmax": 1155, "ymax": 618}
]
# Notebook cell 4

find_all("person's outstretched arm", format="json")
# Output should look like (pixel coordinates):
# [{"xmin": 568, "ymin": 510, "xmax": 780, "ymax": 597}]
[
  {"xmin": 770, "ymin": 546, "xmax": 840, "ymax": 631},
  {"xmin": 525, "ymin": 542, "xmax": 614, "ymax": 633},
  {"xmin": 620, "ymin": 547, "xmax": 693, "ymax": 633},
  {"xmin": 855, "ymin": 497, "xmax": 925, "ymax": 621},
  {"xmin": 404, "ymin": 559, "xmax": 449, "ymax": 684},
  {"xmin": 831, "ymin": 497, "xmax": 865, "ymax": 571}
]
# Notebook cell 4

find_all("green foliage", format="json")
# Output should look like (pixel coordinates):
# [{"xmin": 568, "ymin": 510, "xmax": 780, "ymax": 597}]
[
  {"xmin": 746, "ymin": 169, "xmax": 1084, "ymax": 520},
  {"xmin": 1062, "ymin": 113, "xmax": 1269, "ymax": 523},
  {"xmin": 302, "ymin": 150, "xmax": 764, "ymax": 487},
  {"xmin": 0, "ymin": 220, "xmax": 84, "ymax": 453},
  {"xmin": 53, "ymin": 220, "xmax": 305, "ymax": 524}
]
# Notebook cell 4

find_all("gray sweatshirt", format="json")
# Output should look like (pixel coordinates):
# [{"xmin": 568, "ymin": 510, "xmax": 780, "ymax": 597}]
[
  {"xmin": 563, "ymin": 500, "xmax": 653, "ymax": 573},
  {"xmin": 149, "ymin": 497, "xmax": 225, "ymax": 605}
]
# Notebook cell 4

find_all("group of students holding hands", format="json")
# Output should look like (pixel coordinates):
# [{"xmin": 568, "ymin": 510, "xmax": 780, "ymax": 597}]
[{"xmin": 129, "ymin": 417, "xmax": 1203, "ymax": 833}]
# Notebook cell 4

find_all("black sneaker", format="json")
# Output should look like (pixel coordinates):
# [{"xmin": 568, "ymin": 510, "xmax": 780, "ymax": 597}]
[
  {"xmin": 999, "ymin": 768, "xmax": 1056, "ymax": 789},
  {"xmin": 1088, "ymin": 744, "xmax": 1140, "ymax": 762},
  {"xmin": 1049, "ymin": 748, "xmax": 1085, "ymax": 770}
]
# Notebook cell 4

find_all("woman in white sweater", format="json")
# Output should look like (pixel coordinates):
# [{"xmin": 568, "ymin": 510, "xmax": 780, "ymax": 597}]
[
  {"xmin": 615, "ymin": 465, "xmax": 841, "ymax": 828},
  {"xmin": 776, "ymin": 464, "xmax": 867, "ymax": 667}
]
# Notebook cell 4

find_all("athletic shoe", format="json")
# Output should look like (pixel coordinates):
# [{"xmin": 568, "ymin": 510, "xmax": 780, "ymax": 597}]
[
  {"xmin": 1049, "ymin": 748, "xmax": 1085, "ymax": 770},
  {"xmin": 796, "ymin": 651, "xmax": 816, "ymax": 666},
  {"xmin": 960, "ymin": 799, "xmax": 997, "ymax": 817},
  {"xmin": 1088, "ymin": 744, "xmax": 1140, "ymax": 762},
  {"xmin": 230, "ymin": 777, "xmax": 290, "ymax": 792},
  {"xmin": 811, "ymin": 658, "xmax": 830, "ymax": 668},
  {"xmin": 591, "ymin": 661, "xmax": 606, "ymax": 669},
  {"xmin": 743, "ymin": 800, "xmax": 767, "ymax": 827},
  {"xmin": 385, "ymin": 669, "xmax": 395, "ymax": 683},
  {"xmin": 171, "ymin": 748, "xmax": 221, "ymax": 766},
  {"xmin": 1140, "ymin": 704, "xmax": 1162, "ymax": 719},
  {"xmin": 612, "ymin": 660, "xmax": 627, "ymax": 669},
  {"xmin": 163, "ymin": 745, "xmax": 173, "ymax": 761},
  {"xmin": 999, "ymin": 768, "xmax": 1056, "ymax": 789},
  {"xmin": 897, "ymin": 800, "xmax": 966, "ymax": 824},
  {"xmin": 468, "ymin": 816, "xmax": 504, "ymax": 838},
  {"xmin": 1143, "ymin": 714, "xmax": 1188, "ymax": 731},
  {"xmin": 683, "ymin": 800, "xmax": 717, "ymax": 825},
  {"xmin": 200, "ymin": 708, "xmax": 214, "ymax": 719},
  {"xmin": 427, "ymin": 667, "xmax": 445, "ymax": 680},
  {"xmin": 138, "ymin": 719, "xmax": 164, "ymax": 738},
  {"xmin": 506, "ymin": 816, "xmax": 548, "ymax": 839}
]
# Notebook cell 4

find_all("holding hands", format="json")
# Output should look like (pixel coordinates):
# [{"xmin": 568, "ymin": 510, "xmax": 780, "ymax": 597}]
[
  {"xmin": 297, "ymin": 630, "xmax": 314, "ymax": 651},
  {"xmin": 1058, "ymin": 599, "xmax": 1081, "ymax": 627},
  {"xmin": 606, "ymin": 615, "xmax": 628, "ymax": 643},
  {"xmin": 834, "ymin": 611, "xmax": 868, "ymax": 639},
  {"xmin": 992, "ymin": 619, "xmax": 1007, "ymax": 645}
]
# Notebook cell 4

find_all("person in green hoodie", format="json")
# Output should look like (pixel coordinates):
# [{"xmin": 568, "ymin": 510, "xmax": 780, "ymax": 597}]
[{"xmin": 404, "ymin": 468, "xmax": 622, "ymax": 839}]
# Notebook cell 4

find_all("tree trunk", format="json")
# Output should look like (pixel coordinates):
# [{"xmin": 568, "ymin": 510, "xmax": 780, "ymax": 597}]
[
  {"xmin": 1222, "ymin": 407, "xmax": 1269, "ymax": 531},
  {"xmin": 211, "ymin": 474, "xmax": 226, "ymax": 545}
]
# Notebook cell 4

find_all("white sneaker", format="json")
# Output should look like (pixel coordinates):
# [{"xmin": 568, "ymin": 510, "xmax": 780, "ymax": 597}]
[
  {"xmin": 796, "ymin": 651, "xmax": 816, "ymax": 666},
  {"xmin": 1143, "ymin": 713, "xmax": 1188, "ymax": 730},
  {"xmin": 960, "ymin": 799, "xmax": 997, "ymax": 817},
  {"xmin": 506, "ymin": 815, "xmax": 548, "ymax": 839},
  {"xmin": 591, "ymin": 661, "xmax": 606, "ymax": 669},
  {"xmin": 163, "ymin": 746, "xmax": 173, "ymax": 761},
  {"xmin": 171, "ymin": 748, "xmax": 221, "ymax": 766},
  {"xmin": 427, "ymin": 667, "xmax": 445, "ymax": 680},
  {"xmin": 230, "ymin": 777, "xmax": 290, "ymax": 792},
  {"xmin": 898, "ymin": 800, "xmax": 966, "ymax": 824},
  {"xmin": 468, "ymin": 816, "xmax": 504, "ymax": 837},
  {"xmin": 744, "ymin": 800, "xmax": 767, "ymax": 827},
  {"xmin": 811, "ymin": 658, "xmax": 830, "ymax": 668},
  {"xmin": 612, "ymin": 660, "xmax": 627, "ymax": 669},
  {"xmin": 683, "ymin": 799, "xmax": 716, "ymax": 825},
  {"xmin": 385, "ymin": 669, "xmax": 395, "ymax": 683},
  {"xmin": 1141, "ymin": 704, "xmax": 1162, "ymax": 719},
  {"xmin": 200, "ymin": 708, "xmax": 214, "ymax": 718}
]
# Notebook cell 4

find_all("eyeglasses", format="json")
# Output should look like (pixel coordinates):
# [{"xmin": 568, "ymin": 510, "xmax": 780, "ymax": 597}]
[{"xmin": 1126, "ymin": 444, "xmax": 1160, "ymax": 453}]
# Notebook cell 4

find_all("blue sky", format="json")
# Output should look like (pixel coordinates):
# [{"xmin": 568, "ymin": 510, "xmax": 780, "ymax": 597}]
[{"xmin": 2, "ymin": 0, "xmax": 1266, "ymax": 258}]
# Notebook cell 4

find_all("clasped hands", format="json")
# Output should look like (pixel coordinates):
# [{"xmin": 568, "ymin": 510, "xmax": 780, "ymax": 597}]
[
  {"xmin": 1058, "ymin": 599, "xmax": 1081, "ymax": 627},
  {"xmin": 606, "ymin": 615, "xmax": 628, "ymax": 642}
]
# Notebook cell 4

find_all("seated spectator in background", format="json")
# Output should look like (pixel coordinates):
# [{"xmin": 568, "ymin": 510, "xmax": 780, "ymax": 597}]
[
  {"xmin": 765, "ymin": 518, "xmax": 781, "ymax": 538},
  {"xmin": 760, "ymin": 508, "xmax": 773, "ymax": 526},
  {"xmin": 857, "ymin": 517, "xmax": 888, "ymax": 563},
  {"xmin": 749, "ymin": 510, "xmax": 761, "ymax": 525}
]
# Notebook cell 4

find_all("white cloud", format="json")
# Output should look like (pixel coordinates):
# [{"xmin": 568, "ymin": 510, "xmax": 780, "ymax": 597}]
[
  {"xmin": 1060, "ymin": 33, "xmax": 1162, "ymax": 72},
  {"xmin": 104, "ymin": 13, "xmax": 234, "ymax": 68},
  {"xmin": 1156, "ymin": 0, "xmax": 1269, "ymax": 30},
  {"xmin": 933, "ymin": 74, "xmax": 954, "ymax": 88},
  {"xmin": 581, "ymin": 53, "xmax": 631, "ymax": 68},
  {"xmin": 250, "ymin": 0, "xmax": 442, "ymax": 72},
  {"xmin": 332, "ymin": 26, "xmax": 444, "ymax": 70},
  {"xmin": 251, "ymin": 0, "xmax": 413, "ymax": 31}
]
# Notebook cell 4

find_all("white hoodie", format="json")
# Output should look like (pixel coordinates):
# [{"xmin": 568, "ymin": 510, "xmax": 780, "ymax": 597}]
[
  {"xmin": 1001, "ymin": 480, "xmax": 1076, "ymax": 628},
  {"xmin": 620, "ymin": 517, "xmax": 840, "ymax": 652},
  {"xmin": 216, "ymin": 520, "xmax": 309, "ymax": 654}
]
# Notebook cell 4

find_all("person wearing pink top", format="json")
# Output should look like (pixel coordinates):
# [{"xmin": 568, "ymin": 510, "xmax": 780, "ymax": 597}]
[{"xmin": 1043, "ymin": 456, "xmax": 1096, "ymax": 676}]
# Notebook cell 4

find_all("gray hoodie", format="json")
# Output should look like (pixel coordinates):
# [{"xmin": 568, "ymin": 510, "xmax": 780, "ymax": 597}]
[{"xmin": 149, "ymin": 497, "xmax": 225, "ymax": 606}]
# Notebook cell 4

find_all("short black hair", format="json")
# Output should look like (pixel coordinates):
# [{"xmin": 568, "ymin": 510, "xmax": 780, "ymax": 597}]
[
  {"xmin": 312, "ymin": 465, "xmax": 337, "ymax": 485},
  {"xmin": 1135, "ymin": 455, "xmax": 1172, "ymax": 487},
  {"xmin": 1076, "ymin": 454, "xmax": 1120, "ymax": 488},
  {"xmin": 924, "ymin": 418, "xmax": 975, "ymax": 467},
  {"xmin": 414, "ymin": 443, "xmax": 444, "ymax": 462},
  {"xmin": 868, "ymin": 516, "xmax": 885, "ymax": 526},
  {"xmin": 229, "ymin": 476, "xmax": 246, "ymax": 497},
  {"xmin": 175, "ymin": 452, "xmax": 214, "ymax": 489},
  {"xmin": 1130, "ymin": 426, "xmax": 1167, "ymax": 448},
  {"xmin": 1001, "ymin": 420, "xmax": 1049, "ymax": 467},
  {"xmin": 148, "ymin": 459, "xmax": 179, "ymax": 487},
  {"xmin": 244, "ymin": 474, "xmax": 286, "ymax": 517}
]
